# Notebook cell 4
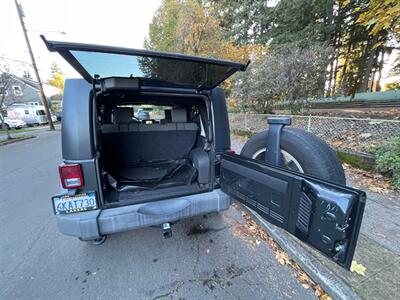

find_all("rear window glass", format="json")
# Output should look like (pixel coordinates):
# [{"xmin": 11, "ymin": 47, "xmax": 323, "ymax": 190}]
[
  {"xmin": 115, "ymin": 105, "xmax": 171, "ymax": 121},
  {"xmin": 70, "ymin": 50, "xmax": 234, "ymax": 89},
  {"xmin": 36, "ymin": 110, "xmax": 45, "ymax": 116}
]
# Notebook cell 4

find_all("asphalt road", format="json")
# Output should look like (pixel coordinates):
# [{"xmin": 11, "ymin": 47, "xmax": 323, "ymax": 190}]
[{"xmin": 0, "ymin": 131, "xmax": 315, "ymax": 300}]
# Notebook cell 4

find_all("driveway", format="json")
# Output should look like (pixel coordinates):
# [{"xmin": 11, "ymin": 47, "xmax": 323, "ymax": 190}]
[{"xmin": 0, "ymin": 131, "xmax": 316, "ymax": 299}]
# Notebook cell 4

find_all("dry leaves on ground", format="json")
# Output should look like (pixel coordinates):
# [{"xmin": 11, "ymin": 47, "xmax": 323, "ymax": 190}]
[
  {"xmin": 275, "ymin": 250, "xmax": 291, "ymax": 265},
  {"xmin": 343, "ymin": 163, "xmax": 394, "ymax": 194},
  {"xmin": 233, "ymin": 204, "xmax": 332, "ymax": 300}
]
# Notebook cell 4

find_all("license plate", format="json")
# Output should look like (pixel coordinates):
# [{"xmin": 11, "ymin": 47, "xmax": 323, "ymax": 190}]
[{"xmin": 52, "ymin": 192, "xmax": 97, "ymax": 215}]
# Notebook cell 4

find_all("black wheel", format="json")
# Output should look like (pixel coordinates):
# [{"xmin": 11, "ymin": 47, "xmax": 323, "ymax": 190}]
[{"xmin": 240, "ymin": 128, "xmax": 346, "ymax": 184}]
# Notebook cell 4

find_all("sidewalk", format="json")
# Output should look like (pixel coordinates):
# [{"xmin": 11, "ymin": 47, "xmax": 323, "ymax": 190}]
[{"xmin": 231, "ymin": 135, "xmax": 400, "ymax": 300}]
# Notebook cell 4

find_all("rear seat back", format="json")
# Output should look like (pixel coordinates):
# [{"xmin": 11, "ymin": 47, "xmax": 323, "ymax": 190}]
[
  {"xmin": 102, "ymin": 107, "xmax": 138, "ymax": 133},
  {"xmin": 101, "ymin": 107, "xmax": 198, "ymax": 164}
]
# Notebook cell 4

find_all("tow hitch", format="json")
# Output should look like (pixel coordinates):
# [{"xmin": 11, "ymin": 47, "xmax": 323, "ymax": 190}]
[{"xmin": 162, "ymin": 222, "xmax": 172, "ymax": 238}]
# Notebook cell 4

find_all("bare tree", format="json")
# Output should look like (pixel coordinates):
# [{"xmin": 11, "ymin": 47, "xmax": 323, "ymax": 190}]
[{"xmin": 0, "ymin": 71, "xmax": 16, "ymax": 140}]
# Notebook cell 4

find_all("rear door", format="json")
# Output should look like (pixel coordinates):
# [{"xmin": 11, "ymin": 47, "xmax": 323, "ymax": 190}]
[
  {"xmin": 41, "ymin": 36, "xmax": 247, "ymax": 91},
  {"xmin": 220, "ymin": 154, "xmax": 366, "ymax": 270}
]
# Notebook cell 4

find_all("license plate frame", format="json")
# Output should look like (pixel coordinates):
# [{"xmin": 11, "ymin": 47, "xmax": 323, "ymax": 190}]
[{"xmin": 52, "ymin": 192, "xmax": 97, "ymax": 215}]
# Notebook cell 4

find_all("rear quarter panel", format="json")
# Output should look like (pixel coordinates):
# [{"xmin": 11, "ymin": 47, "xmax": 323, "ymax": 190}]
[
  {"xmin": 62, "ymin": 79, "xmax": 94, "ymax": 160},
  {"xmin": 61, "ymin": 79, "xmax": 101, "ymax": 199}
]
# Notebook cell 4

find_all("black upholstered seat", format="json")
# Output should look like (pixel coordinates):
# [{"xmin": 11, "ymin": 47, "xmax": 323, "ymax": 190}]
[{"xmin": 101, "ymin": 107, "xmax": 198, "ymax": 164}]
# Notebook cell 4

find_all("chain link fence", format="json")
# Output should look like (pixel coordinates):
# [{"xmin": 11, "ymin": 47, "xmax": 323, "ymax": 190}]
[{"xmin": 229, "ymin": 113, "xmax": 400, "ymax": 154}]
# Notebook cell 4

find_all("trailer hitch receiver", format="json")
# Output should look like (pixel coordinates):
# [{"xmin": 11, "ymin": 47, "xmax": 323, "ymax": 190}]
[{"xmin": 162, "ymin": 222, "xmax": 172, "ymax": 238}]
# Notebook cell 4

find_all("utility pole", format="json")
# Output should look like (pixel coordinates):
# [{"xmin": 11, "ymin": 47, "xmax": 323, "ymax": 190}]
[{"xmin": 15, "ymin": 0, "xmax": 55, "ymax": 130}]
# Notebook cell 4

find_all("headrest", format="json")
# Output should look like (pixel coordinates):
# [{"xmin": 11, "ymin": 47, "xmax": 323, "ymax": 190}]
[
  {"xmin": 114, "ymin": 107, "xmax": 133, "ymax": 124},
  {"xmin": 171, "ymin": 107, "xmax": 187, "ymax": 123},
  {"xmin": 164, "ymin": 109, "xmax": 172, "ymax": 121}
]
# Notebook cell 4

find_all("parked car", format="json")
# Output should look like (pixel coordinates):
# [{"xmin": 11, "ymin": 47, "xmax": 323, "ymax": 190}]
[
  {"xmin": 55, "ymin": 111, "xmax": 62, "ymax": 121},
  {"xmin": 43, "ymin": 37, "xmax": 366, "ymax": 270},
  {"xmin": 1, "ymin": 117, "xmax": 27, "ymax": 129},
  {"xmin": 7, "ymin": 104, "xmax": 47, "ymax": 126},
  {"xmin": 137, "ymin": 110, "xmax": 150, "ymax": 120}
]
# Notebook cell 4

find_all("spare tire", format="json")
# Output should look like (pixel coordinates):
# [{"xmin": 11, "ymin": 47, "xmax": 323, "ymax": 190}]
[{"xmin": 240, "ymin": 128, "xmax": 346, "ymax": 184}]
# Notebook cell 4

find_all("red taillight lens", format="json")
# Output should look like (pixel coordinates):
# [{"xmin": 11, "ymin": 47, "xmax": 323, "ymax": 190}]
[
  {"xmin": 226, "ymin": 149, "xmax": 236, "ymax": 155},
  {"xmin": 58, "ymin": 164, "xmax": 84, "ymax": 189}
]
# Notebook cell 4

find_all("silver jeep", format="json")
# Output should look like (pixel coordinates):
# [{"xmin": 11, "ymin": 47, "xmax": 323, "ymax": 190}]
[{"xmin": 43, "ymin": 36, "xmax": 366, "ymax": 270}]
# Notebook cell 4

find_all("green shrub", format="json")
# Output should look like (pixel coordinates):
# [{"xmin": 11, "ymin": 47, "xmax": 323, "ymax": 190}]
[
  {"xmin": 231, "ymin": 129, "xmax": 255, "ymax": 139},
  {"xmin": 372, "ymin": 137, "xmax": 400, "ymax": 189}
]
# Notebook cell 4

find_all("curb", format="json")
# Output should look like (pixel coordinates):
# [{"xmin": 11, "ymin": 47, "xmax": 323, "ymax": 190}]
[
  {"xmin": 243, "ymin": 206, "xmax": 361, "ymax": 300},
  {"xmin": 0, "ymin": 136, "xmax": 35, "ymax": 146}
]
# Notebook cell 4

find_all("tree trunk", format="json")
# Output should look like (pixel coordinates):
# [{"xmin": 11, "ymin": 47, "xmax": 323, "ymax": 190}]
[
  {"xmin": 0, "ymin": 115, "xmax": 12, "ymax": 140},
  {"xmin": 370, "ymin": 69, "xmax": 376, "ymax": 92},
  {"xmin": 326, "ymin": 60, "xmax": 334, "ymax": 97},
  {"xmin": 375, "ymin": 49, "xmax": 385, "ymax": 92},
  {"xmin": 331, "ymin": 33, "xmax": 342, "ymax": 96},
  {"xmin": 325, "ymin": 0, "xmax": 335, "ymax": 43},
  {"xmin": 359, "ymin": 35, "xmax": 379, "ymax": 92},
  {"xmin": 339, "ymin": 29, "xmax": 354, "ymax": 94}
]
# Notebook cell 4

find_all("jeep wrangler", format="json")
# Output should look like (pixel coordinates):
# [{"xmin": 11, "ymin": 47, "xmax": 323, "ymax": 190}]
[{"xmin": 43, "ymin": 36, "xmax": 365, "ymax": 270}]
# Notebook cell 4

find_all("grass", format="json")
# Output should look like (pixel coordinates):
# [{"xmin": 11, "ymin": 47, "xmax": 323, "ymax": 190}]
[
  {"xmin": 0, "ymin": 127, "xmax": 39, "ymax": 134},
  {"xmin": 0, "ymin": 135, "xmax": 34, "ymax": 145}
]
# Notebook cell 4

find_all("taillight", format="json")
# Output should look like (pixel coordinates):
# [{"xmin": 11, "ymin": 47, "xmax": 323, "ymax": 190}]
[
  {"xmin": 226, "ymin": 149, "xmax": 236, "ymax": 155},
  {"xmin": 58, "ymin": 164, "xmax": 84, "ymax": 189}
]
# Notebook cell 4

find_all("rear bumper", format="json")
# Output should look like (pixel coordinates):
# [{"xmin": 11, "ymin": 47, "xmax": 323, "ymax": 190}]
[{"xmin": 55, "ymin": 189, "xmax": 230, "ymax": 240}]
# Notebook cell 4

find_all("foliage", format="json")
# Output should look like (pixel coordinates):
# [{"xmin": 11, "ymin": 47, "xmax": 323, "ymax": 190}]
[
  {"xmin": 384, "ymin": 81, "xmax": 400, "ymax": 90},
  {"xmin": 211, "ymin": 0, "xmax": 400, "ymax": 97},
  {"xmin": 145, "ymin": 0, "xmax": 400, "ymax": 113},
  {"xmin": 0, "ymin": 71, "xmax": 17, "ymax": 140},
  {"xmin": 231, "ymin": 44, "xmax": 332, "ymax": 114},
  {"xmin": 145, "ymin": 0, "xmax": 258, "ymax": 61},
  {"xmin": 231, "ymin": 129, "xmax": 254, "ymax": 139},
  {"xmin": 144, "ymin": 0, "xmax": 266, "ymax": 94},
  {"xmin": 372, "ymin": 137, "xmax": 400, "ymax": 189},
  {"xmin": 47, "ymin": 62, "xmax": 65, "ymax": 90},
  {"xmin": 354, "ymin": 0, "xmax": 400, "ymax": 36}
]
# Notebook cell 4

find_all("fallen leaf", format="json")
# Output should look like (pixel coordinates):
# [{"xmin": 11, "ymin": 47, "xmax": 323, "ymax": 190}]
[
  {"xmin": 314, "ymin": 285, "xmax": 323, "ymax": 297},
  {"xmin": 350, "ymin": 260, "xmax": 366, "ymax": 276},
  {"xmin": 296, "ymin": 271, "xmax": 310, "ymax": 283},
  {"xmin": 320, "ymin": 294, "xmax": 333, "ymax": 300},
  {"xmin": 275, "ymin": 250, "xmax": 290, "ymax": 265},
  {"xmin": 369, "ymin": 186, "xmax": 388, "ymax": 194}
]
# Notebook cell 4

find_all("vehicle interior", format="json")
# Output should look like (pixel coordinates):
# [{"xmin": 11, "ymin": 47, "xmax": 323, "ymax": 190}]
[{"xmin": 95, "ymin": 91, "xmax": 214, "ymax": 207}]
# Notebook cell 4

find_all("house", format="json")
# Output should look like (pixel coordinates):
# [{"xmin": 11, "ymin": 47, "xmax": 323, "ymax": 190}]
[{"xmin": 0, "ymin": 74, "xmax": 62, "ymax": 111}]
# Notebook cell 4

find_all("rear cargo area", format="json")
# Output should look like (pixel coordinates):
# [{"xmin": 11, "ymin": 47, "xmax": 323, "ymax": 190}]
[{"xmin": 97, "ymin": 99, "xmax": 212, "ymax": 206}]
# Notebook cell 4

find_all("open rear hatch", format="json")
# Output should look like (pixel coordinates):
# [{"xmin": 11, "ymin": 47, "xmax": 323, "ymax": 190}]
[
  {"xmin": 42, "ymin": 35, "xmax": 248, "ymax": 204},
  {"xmin": 41, "ymin": 35, "xmax": 248, "ymax": 91}
]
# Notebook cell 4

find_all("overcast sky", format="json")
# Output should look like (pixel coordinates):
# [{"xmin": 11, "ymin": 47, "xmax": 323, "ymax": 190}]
[{"xmin": 0, "ymin": 0, "xmax": 162, "ymax": 79}]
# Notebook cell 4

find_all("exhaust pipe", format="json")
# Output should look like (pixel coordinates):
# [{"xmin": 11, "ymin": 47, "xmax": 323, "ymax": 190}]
[{"xmin": 162, "ymin": 222, "xmax": 172, "ymax": 238}]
